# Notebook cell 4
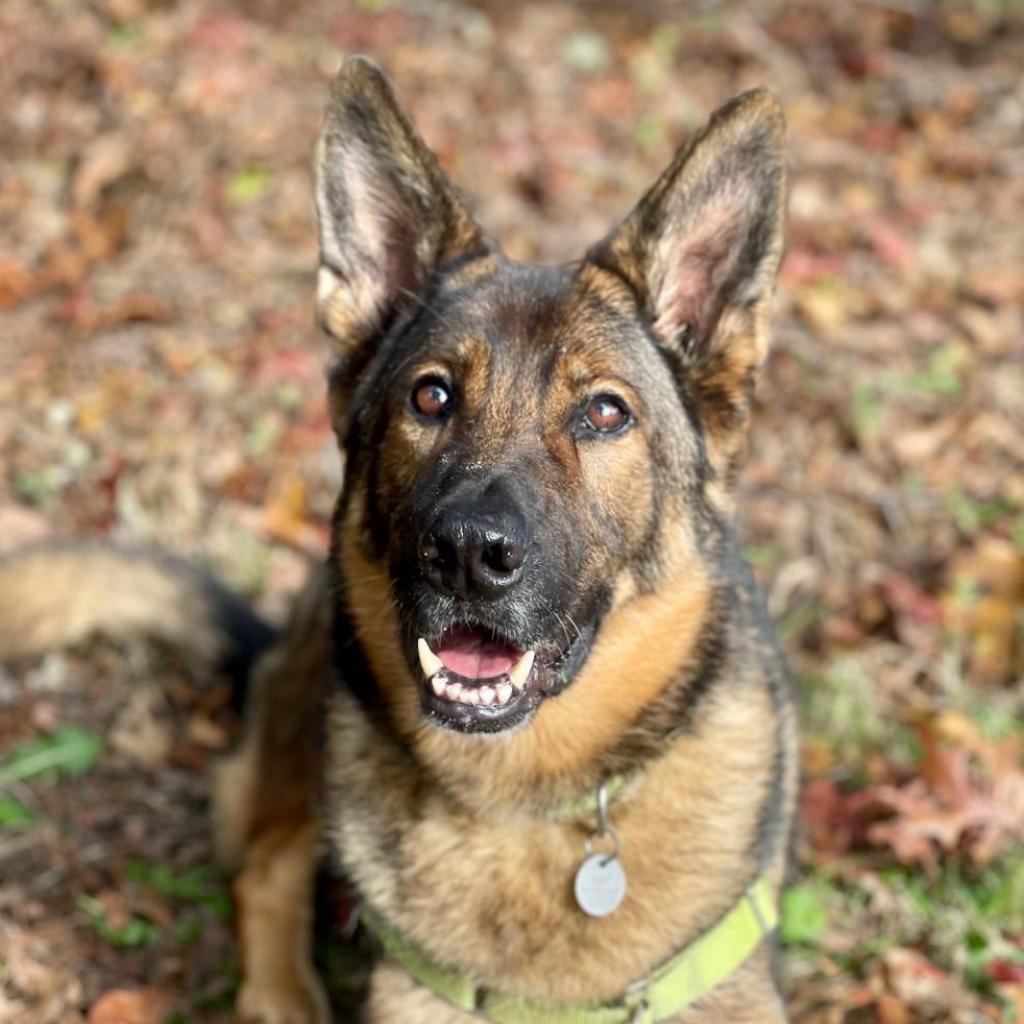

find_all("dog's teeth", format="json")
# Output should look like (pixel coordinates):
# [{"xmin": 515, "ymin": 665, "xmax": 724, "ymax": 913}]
[
  {"xmin": 431, "ymin": 675, "xmax": 447, "ymax": 697},
  {"xmin": 496, "ymin": 682, "xmax": 513, "ymax": 704},
  {"xmin": 462, "ymin": 688, "xmax": 480, "ymax": 705},
  {"xmin": 479, "ymin": 686, "xmax": 496, "ymax": 706},
  {"xmin": 417, "ymin": 637, "xmax": 444, "ymax": 679},
  {"xmin": 446, "ymin": 682, "xmax": 463, "ymax": 701},
  {"xmin": 508, "ymin": 650, "xmax": 535, "ymax": 690}
]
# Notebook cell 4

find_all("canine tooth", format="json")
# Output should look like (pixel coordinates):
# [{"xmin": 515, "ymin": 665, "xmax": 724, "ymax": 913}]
[
  {"xmin": 496, "ymin": 683, "xmax": 513, "ymax": 704},
  {"xmin": 417, "ymin": 638, "xmax": 444, "ymax": 679},
  {"xmin": 508, "ymin": 650, "xmax": 535, "ymax": 690},
  {"xmin": 446, "ymin": 682, "xmax": 463, "ymax": 701},
  {"xmin": 431, "ymin": 675, "xmax": 447, "ymax": 697},
  {"xmin": 479, "ymin": 686, "xmax": 496, "ymax": 706}
]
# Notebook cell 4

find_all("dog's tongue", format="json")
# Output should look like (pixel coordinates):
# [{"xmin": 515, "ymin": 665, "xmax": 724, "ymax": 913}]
[{"xmin": 437, "ymin": 625, "xmax": 520, "ymax": 679}]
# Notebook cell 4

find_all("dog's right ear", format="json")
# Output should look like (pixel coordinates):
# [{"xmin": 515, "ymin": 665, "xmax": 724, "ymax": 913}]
[{"xmin": 315, "ymin": 57, "xmax": 487, "ymax": 388}]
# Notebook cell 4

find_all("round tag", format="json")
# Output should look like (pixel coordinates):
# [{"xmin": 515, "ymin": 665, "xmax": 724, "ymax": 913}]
[{"xmin": 574, "ymin": 853, "xmax": 627, "ymax": 918}]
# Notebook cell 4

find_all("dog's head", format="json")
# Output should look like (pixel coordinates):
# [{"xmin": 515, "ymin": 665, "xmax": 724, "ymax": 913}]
[{"xmin": 316, "ymin": 58, "xmax": 785, "ymax": 757}]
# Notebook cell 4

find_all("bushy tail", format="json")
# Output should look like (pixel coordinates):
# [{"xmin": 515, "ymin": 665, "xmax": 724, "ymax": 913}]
[{"xmin": 0, "ymin": 542, "xmax": 278, "ymax": 693}]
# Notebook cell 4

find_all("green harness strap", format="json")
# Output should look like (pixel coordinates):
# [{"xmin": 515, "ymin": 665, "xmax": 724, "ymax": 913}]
[{"xmin": 363, "ymin": 870, "xmax": 778, "ymax": 1024}]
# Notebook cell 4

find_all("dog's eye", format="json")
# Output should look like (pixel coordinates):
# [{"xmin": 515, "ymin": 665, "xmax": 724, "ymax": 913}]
[
  {"xmin": 411, "ymin": 377, "xmax": 454, "ymax": 420},
  {"xmin": 583, "ymin": 395, "xmax": 630, "ymax": 434}
]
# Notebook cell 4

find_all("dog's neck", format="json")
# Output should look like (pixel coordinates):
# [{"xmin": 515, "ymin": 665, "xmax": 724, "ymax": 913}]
[{"xmin": 329, "ymin": 564, "xmax": 750, "ymax": 819}]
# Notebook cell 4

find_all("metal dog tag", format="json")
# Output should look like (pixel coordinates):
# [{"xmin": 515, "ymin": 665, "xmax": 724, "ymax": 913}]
[{"xmin": 574, "ymin": 853, "xmax": 627, "ymax": 918}]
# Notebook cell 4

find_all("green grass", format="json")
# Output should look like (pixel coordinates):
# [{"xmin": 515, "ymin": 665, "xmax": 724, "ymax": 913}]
[
  {"xmin": 786, "ymin": 854, "xmax": 1024, "ymax": 1000},
  {"xmin": 76, "ymin": 893, "xmax": 160, "ymax": 949},
  {"xmin": 0, "ymin": 726, "xmax": 103, "ymax": 785},
  {"xmin": 126, "ymin": 860, "xmax": 231, "ymax": 919},
  {"xmin": 0, "ymin": 795, "xmax": 36, "ymax": 829}
]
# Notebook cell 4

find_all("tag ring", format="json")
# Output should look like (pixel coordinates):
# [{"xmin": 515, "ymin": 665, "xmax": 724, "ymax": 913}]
[
  {"xmin": 584, "ymin": 783, "xmax": 619, "ymax": 864},
  {"xmin": 583, "ymin": 827, "xmax": 620, "ymax": 863}
]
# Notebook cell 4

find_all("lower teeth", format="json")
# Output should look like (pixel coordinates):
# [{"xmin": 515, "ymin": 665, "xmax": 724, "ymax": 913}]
[{"xmin": 432, "ymin": 674, "xmax": 517, "ymax": 707}]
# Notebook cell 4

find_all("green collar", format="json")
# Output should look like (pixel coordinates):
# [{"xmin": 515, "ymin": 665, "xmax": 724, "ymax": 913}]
[{"xmin": 362, "ymin": 870, "xmax": 778, "ymax": 1024}]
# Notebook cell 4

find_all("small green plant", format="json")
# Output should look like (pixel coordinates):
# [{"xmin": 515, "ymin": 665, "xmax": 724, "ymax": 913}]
[
  {"xmin": 0, "ymin": 795, "xmax": 35, "ymax": 829},
  {"xmin": 76, "ymin": 894, "xmax": 159, "ymax": 949},
  {"xmin": 0, "ymin": 726, "xmax": 103, "ymax": 785},
  {"xmin": 126, "ymin": 861, "xmax": 231, "ymax": 919},
  {"xmin": 227, "ymin": 168, "xmax": 272, "ymax": 205},
  {"xmin": 781, "ymin": 884, "xmax": 829, "ymax": 946}
]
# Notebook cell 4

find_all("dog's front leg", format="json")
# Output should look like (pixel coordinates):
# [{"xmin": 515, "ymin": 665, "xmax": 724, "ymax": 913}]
[
  {"xmin": 214, "ymin": 569, "xmax": 333, "ymax": 1024},
  {"xmin": 234, "ymin": 818, "xmax": 331, "ymax": 1024}
]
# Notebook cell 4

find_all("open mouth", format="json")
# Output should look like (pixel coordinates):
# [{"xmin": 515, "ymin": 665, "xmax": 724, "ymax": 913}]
[{"xmin": 412, "ymin": 621, "xmax": 593, "ymax": 734}]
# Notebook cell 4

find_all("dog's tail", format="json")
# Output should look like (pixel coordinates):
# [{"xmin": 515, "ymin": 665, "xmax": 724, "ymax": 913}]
[{"xmin": 0, "ymin": 542, "xmax": 278, "ymax": 695}]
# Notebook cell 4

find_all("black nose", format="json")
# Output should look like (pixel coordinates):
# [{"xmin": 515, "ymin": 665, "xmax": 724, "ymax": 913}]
[{"xmin": 419, "ymin": 511, "xmax": 528, "ymax": 599}]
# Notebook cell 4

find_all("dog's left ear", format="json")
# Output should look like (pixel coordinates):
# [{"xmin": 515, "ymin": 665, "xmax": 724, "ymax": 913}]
[
  {"xmin": 315, "ymin": 56, "xmax": 487, "ymax": 393},
  {"xmin": 585, "ymin": 89, "xmax": 786, "ymax": 481}
]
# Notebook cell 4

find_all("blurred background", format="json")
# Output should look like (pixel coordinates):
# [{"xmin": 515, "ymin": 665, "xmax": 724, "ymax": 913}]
[{"xmin": 1, "ymin": 1, "xmax": 1022, "ymax": 1021}]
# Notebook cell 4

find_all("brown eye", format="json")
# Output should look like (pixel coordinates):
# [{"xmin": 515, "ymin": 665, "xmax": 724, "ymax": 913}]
[
  {"xmin": 411, "ymin": 378, "xmax": 453, "ymax": 419},
  {"xmin": 584, "ymin": 394, "xmax": 630, "ymax": 434}
]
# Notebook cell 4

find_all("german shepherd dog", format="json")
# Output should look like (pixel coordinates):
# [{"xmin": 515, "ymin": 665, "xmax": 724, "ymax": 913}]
[{"xmin": 0, "ymin": 58, "xmax": 796, "ymax": 1023}]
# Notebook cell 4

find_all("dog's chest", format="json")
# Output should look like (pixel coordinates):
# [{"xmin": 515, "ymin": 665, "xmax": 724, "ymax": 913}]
[{"xmin": 326, "ymin": 686, "xmax": 783, "ymax": 1004}]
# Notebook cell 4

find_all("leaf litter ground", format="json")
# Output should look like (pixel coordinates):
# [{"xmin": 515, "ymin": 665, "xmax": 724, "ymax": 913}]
[{"xmin": 1, "ymin": 1, "xmax": 1023, "ymax": 1021}]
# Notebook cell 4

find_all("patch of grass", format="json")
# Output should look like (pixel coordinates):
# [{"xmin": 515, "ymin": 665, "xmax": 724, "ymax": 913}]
[
  {"xmin": 876, "ymin": 855, "xmax": 1024, "ymax": 991},
  {"xmin": 76, "ymin": 894, "xmax": 160, "ymax": 949},
  {"xmin": 13, "ymin": 466, "xmax": 68, "ymax": 505},
  {"xmin": 227, "ymin": 167, "xmax": 272, "ymax": 205},
  {"xmin": 887, "ymin": 342, "xmax": 969, "ymax": 399},
  {"xmin": 126, "ymin": 861, "xmax": 231, "ymax": 919},
  {"xmin": 797, "ymin": 854, "xmax": 1024, "ymax": 997},
  {"xmin": 797, "ymin": 658, "xmax": 919, "ymax": 772},
  {"xmin": 781, "ymin": 883, "xmax": 829, "ymax": 946},
  {"xmin": 107, "ymin": 22, "xmax": 141, "ymax": 47},
  {"xmin": 0, "ymin": 795, "xmax": 36, "ymax": 829},
  {"xmin": 0, "ymin": 726, "xmax": 103, "ymax": 784},
  {"xmin": 946, "ymin": 488, "xmax": 1018, "ymax": 536},
  {"xmin": 744, "ymin": 544, "xmax": 783, "ymax": 569},
  {"xmin": 850, "ymin": 382, "xmax": 885, "ymax": 439},
  {"xmin": 173, "ymin": 914, "xmax": 206, "ymax": 946},
  {"xmin": 191, "ymin": 959, "xmax": 242, "ymax": 1013}
]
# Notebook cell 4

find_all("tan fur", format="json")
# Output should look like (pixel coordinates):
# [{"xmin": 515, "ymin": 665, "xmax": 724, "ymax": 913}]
[
  {"xmin": 336, "ymin": 508, "xmax": 710, "ymax": 797},
  {"xmin": 220, "ymin": 518, "xmax": 795, "ymax": 1020},
  {"xmin": 0, "ymin": 545, "xmax": 225, "ymax": 667},
  {"xmin": 217, "ymin": 75, "xmax": 794, "ymax": 1023},
  {"xmin": 329, "ymin": 656, "xmax": 790, "ymax": 1007},
  {"xmin": 234, "ymin": 820, "xmax": 329, "ymax": 1024},
  {"xmin": 209, "ymin": 569, "xmax": 331, "ymax": 1023},
  {"xmin": 0, "ymin": 66, "xmax": 794, "ymax": 1024}
]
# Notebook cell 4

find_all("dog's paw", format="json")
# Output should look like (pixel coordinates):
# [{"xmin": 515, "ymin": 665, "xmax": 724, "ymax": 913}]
[{"xmin": 236, "ymin": 974, "xmax": 332, "ymax": 1024}]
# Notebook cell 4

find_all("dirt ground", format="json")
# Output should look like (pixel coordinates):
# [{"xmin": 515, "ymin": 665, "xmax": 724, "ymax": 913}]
[{"xmin": 1, "ymin": 1, "xmax": 1023, "ymax": 1022}]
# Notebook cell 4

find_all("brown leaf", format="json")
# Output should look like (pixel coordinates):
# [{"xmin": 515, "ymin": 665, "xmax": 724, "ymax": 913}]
[
  {"xmin": 88, "ymin": 987, "xmax": 172, "ymax": 1024},
  {"xmin": 0, "ymin": 258, "xmax": 35, "ymax": 308},
  {"xmin": 867, "ymin": 722, "xmax": 1024, "ymax": 869},
  {"xmin": 877, "ymin": 992, "xmax": 912, "ymax": 1024},
  {"xmin": 884, "ymin": 948, "xmax": 951, "ymax": 1012},
  {"xmin": 943, "ymin": 536, "xmax": 1024, "ymax": 684},
  {"xmin": 72, "ymin": 135, "xmax": 134, "ymax": 210}
]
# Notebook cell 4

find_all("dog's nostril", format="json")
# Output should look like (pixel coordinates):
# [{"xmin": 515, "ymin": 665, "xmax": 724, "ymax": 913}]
[
  {"xmin": 481, "ymin": 540, "xmax": 525, "ymax": 576},
  {"xmin": 420, "ymin": 534, "xmax": 441, "ymax": 564},
  {"xmin": 420, "ymin": 533, "xmax": 458, "ymax": 573}
]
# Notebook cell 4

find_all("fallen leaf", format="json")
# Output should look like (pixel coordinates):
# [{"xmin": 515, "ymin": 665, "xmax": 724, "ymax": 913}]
[
  {"xmin": 87, "ymin": 987, "xmax": 173, "ymax": 1024},
  {"xmin": 884, "ymin": 947, "xmax": 951, "ymax": 1012},
  {"xmin": 876, "ymin": 992, "xmax": 912, "ymax": 1024}
]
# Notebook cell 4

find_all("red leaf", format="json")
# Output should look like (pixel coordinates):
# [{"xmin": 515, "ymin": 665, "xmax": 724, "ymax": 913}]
[{"xmin": 986, "ymin": 960, "xmax": 1024, "ymax": 985}]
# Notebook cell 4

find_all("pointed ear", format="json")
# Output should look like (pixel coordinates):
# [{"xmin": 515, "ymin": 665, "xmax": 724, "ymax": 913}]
[
  {"xmin": 585, "ymin": 89, "xmax": 786, "ymax": 482},
  {"xmin": 315, "ymin": 57, "xmax": 488, "ymax": 384}
]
